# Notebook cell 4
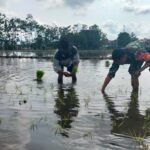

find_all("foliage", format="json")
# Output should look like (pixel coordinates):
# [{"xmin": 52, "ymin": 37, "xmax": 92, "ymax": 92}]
[
  {"xmin": 105, "ymin": 60, "xmax": 110, "ymax": 67},
  {"xmin": 0, "ymin": 12, "xmax": 143, "ymax": 51},
  {"xmin": 36, "ymin": 70, "xmax": 44, "ymax": 81},
  {"xmin": 0, "ymin": 12, "xmax": 108, "ymax": 50}
]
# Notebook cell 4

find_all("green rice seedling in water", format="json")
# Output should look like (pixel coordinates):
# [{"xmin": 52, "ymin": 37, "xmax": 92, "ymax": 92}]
[
  {"xmin": 145, "ymin": 108, "xmax": 150, "ymax": 120},
  {"xmin": 105, "ymin": 60, "xmax": 110, "ymax": 67},
  {"xmin": 54, "ymin": 124, "xmax": 65, "ymax": 135},
  {"xmin": 36, "ymin": 70, "xmax": 44, "ymax": 81},
  {"xmin": 100, "ymin": 113, "xmax": 105, "ymax": 120},
  {"xmin": 143, "ymin": 108, "xmax": 150, "ymax": 134},
  {"xmin": 72, "ymin": 65, "xmax": 78, "ymax": 74},
  {"xmin": 15, "ymin": 85, "xmax": 23, "ymax": 96},
  {"xmin": 129, "ymin": 129, "xmax": 146, "ymax": 143},
  {"xmin": 30, "ymin": 123, "xmax": 38, "ymax": 131},
  {"xmin": 83, "ymin": 131, "xmax": 92, "ymax": 139},
  {"xmin": 30, "ymin": 117, "xmax": 44, "ymax": 131},
  {"xmin": 50, "ymin": 83, "xmax": 54, "ymax": 89},
  {"xmin": 84, "ymin": 96, "xmax": 91, "ymax": 108}
]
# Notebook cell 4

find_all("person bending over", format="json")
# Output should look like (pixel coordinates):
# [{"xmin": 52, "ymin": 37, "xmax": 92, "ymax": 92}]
[
  {"xmin": 53, "ymin": 36, "xmax": 80, "ymax": 84},
  {"xmin": 101, "ymin": 48, "xmax": 150, "ymax": 93}
]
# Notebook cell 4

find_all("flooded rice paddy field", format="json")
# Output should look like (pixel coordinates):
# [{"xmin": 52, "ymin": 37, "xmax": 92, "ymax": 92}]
[{"xmin": 0, "ymin": 58, "xmax": 150, "ymax": 150}]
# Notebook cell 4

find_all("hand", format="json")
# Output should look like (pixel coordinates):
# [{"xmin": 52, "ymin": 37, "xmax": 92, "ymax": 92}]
[
  {"xmin": 101, "ymin": 87, "xmax": 105, "ymax": 94},
  {"xmin": 101, "ymin": 75, "xmax": 112, "ymax": 94},
  {"xmin": 63, "ymin": 72, "xmax": 71, "ymax": 77}
]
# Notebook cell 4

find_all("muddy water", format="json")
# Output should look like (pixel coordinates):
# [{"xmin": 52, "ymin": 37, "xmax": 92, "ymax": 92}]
[{"xmin": 0, "ymin": 58, "xmax": 150, "ymax": 150}]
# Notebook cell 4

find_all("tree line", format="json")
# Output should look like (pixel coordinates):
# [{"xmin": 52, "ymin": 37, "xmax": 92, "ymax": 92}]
[{"xmin": 0, "ymin": 12, "xmax": 143, "ymax": 51}]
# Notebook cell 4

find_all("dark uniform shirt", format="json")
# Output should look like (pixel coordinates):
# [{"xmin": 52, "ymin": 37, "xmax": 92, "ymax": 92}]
[
  {"xmin": 53, "ymin": 46, "xmax": 80, "ymax": 73},
  {"xmin": 109, "ymin": 49, "xmax": 144, "ymax": 78}
]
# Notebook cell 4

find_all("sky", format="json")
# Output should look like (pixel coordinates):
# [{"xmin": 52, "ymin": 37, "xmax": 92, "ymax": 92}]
[{"xmin": 0, "ymin": 0, "xmax": 150, "ymax": 40}]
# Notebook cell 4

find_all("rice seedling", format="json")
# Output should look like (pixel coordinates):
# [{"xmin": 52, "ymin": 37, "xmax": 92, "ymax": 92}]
[
  {"xmin": 30, "ymin": 123, "xmax": 38, "ymax": 131},
  {"xmin": 82, "ymin": 131, "xmax": 92, "ymax": 139},
  {"xmin": 15, "ymin": 85, "xmax": 23, "ymax": 95},
  {"xmin": 54, "ymin": 124, "xmax": 66, "ymax": 136},
  {"xmin": 128, "ymin": 129, "xmax": 147, "ymax": 143},
  {"xmin": 84, "ymin": 96, "xmax": 91, "ymax": 108},
  {"xmin": 145, "ymin": 108, "xmax": 150, "ymax": 120},
  {"xmin": 105, "ymin": 60, "xmax": 110, "ymax": 67},
  {"xmin": 50, "ymin": 83, "xmax": 54, "ymax": 90},
  {"xmin": 36, "ymin": 70, "xmax": 44, "ymax": 81}
]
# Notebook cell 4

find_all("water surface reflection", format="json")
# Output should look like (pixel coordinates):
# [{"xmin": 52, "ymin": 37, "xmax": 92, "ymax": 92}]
[
  {"xmin": 103, "ymin": 91, "xmax": 150, "ymax": 141},
  {"xmin": 54, "ymin": 85, "xmax": 79, "ymax": 137},
  {"xmin": 0, "ymin": 58, "xmax": 150, "ymax": 150}
]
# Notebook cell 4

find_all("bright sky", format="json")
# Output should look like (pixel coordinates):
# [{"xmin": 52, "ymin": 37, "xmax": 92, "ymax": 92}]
[{"xmin": 0, "ymin": 0, "xmax": 150, "ymax": 40}]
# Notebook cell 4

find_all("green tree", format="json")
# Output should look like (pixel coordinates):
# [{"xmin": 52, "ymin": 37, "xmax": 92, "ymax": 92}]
[
  {"xmin": 89, "ymin": 24, "xmax": 99, "ymax": 30},
  {"xmin": 78, "ymin": 24, "xmax": 107, "ymax": 50},
  {"xmin": 81, "ymin": 24, "xmax": 88, "ymax": 30},
  {"xmin": 25, "ymin": 14, "xmax": 38, "ymax": 49},
  {"xmin": 59, "ymin": 26, "xmax": 71, "ymax": 36},
  {"xmin": 0, "ymin": 13, "xmax": 6, "ymax": 49},
  {"xmin": 0, "ymin": 12, "xmax": 109, "ymax": 50},
  {"xmin": 34, "ymin": 25, "xmax": 45, "ymax": 49}
]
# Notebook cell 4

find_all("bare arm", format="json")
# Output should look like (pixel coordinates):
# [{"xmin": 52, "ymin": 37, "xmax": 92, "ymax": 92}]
[
  {"xmin": 101, "ymin": 62, "xmax": 119, "ymax": 93},
  {"xmin": 101, "ymin": 75, "xmax": 113, "ymax": 93}
]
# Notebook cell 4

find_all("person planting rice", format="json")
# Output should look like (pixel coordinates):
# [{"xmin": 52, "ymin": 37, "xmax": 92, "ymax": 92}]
[
  {"xmin": 53, "ymin": 36, "xmax": 80, "ymax": 84},
  {"xmin": 101, "ymin": 41, "xmax": 150, "ymax": 93}
]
